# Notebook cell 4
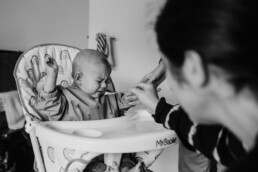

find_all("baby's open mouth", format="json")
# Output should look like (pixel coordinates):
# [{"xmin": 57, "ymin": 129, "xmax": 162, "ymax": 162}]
[{"xmin": 92, "ymin": 90, "xmax": 105, "ymax": 98}]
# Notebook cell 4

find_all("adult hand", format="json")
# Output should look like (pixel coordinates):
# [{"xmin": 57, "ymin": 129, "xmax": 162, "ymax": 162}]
[
  {"xmin": 140, "ymin": 60, "xmax": 166, "ymax": 88},
  {"xmin": 129, "ymin": 83, "xmax": 159, "ymax": 114}
]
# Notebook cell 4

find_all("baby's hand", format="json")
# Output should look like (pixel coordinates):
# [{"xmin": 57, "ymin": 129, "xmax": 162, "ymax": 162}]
[
  {"xmin": 44, "ymin": 55, "xmax": 58, "ymax": 74},
  {"xmin": 121, "ymin": 91, "xmax": 139, "ymax": 107}
]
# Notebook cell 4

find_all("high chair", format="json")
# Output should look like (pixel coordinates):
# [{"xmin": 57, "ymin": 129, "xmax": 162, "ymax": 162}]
[{"xmin": 13, "ymin": 44, "xmax": 177, "ymax": 172}]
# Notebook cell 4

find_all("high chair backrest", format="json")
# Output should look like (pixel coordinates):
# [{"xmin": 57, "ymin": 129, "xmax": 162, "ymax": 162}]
[
  {"xmin": 13, "ymin": 44, "xmax": 116, "ymax": 122},
  {"xmin": 14, "ymin": 44, "xmax": 80, "ymax": 121}
]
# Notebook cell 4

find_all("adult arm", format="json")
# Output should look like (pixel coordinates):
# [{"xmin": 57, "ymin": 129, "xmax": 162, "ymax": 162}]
[
  {"xmin": 140, "ymin": 59, "xmax": 166, "ymax": 87},
  {"xmin": 130, "ymin": 83, "xmax": 246, "ymax": 166}
]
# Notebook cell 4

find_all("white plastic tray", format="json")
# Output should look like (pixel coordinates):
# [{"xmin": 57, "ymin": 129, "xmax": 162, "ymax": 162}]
[{"xmin": 36, "ymin": 110, "xmax": 177, "ymax": 153}]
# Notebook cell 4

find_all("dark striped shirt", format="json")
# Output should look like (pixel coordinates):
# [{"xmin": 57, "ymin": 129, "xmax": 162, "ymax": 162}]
[{"xmin": 152, "ymin": 97, "xmax": 247, "ymax": 167}]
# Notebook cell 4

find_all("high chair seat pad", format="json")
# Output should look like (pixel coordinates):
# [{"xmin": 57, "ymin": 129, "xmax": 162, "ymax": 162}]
[
  {"xmin": 36, "ymin": 109, "xmax": 177, "ymax": 153},
  {"xmin": 14, "ymin": 44, "xmax": 81, "ymax": 120}
]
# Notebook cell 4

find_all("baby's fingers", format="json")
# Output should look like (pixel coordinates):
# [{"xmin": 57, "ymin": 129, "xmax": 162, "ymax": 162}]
[
  {"xmin": 46, "ymin": 58, "xmax": 56, "ymax": 66},
  {"xmin": 44, "ymin": 55, "xmax": 56, "ymax": 65},
  {"xmin": 44, "ymin": 54, "xmax": 51, "ymax": 61}
]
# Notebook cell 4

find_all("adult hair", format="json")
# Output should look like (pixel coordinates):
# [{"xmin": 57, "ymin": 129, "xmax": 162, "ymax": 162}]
[
  {"xmin": 155, "ymin": 0, "xmax": 258, "ymax": 94},
  {"xmin": 72, "ymin": 49, "xmax": 111, "ymax": 78}
]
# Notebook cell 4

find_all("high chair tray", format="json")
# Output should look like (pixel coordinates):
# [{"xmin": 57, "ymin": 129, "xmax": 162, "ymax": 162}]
[{"xmin": 35, "ymin": 110, "xmax": 177, "ymax": 153}]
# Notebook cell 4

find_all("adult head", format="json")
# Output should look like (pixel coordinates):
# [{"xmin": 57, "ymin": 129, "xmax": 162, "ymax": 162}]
[{"xmin": 155, "ymin": 0, "xmax": 258, "ymax": 124}]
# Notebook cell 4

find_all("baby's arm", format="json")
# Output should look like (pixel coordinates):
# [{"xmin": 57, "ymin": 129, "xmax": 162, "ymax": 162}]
[
  {"xmin": 32, "ymin": 55, "xmax": 67, "ymax": 121},
  {"xmin": 33, "ymin": 86, "xmax": 67, "ymax": 121},
  {"xmin": 44, "ymin": 55, "xmax": 58, "ymax": 93}
]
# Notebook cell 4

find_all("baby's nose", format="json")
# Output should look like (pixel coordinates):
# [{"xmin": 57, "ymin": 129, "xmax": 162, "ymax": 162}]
[{"xmin": 101, "ymin": 81, "xmax": 107, "ymax": 88}]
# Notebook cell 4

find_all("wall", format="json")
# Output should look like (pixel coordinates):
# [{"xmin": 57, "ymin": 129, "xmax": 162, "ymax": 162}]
[
  {"xmin": 0, "ymin": 0, "xmax": 89, "ymax": 51},
  {"xmin": 88, "ymin": 0, "xmax": 178, "ymax": 104},
  {"xmin": 88, "ymin": 0, "xmax": 178, "ymax": 172}
]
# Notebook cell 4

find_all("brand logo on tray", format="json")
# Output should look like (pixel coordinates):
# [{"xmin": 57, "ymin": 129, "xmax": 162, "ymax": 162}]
[{"xmin": 156, "ymin": 137, "xmax": 177, "ymax": 147}]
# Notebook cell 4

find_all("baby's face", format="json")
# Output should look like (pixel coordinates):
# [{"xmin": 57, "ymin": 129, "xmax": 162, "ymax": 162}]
[{"xmin": 80, "ymin": 63, "xmax": 111, "ymax": 99}]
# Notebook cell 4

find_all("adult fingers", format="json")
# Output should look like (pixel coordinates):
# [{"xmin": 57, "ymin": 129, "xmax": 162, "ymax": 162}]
[
  {"xmin": 128, "ymin": 100, "xmax": 141, "ymax": 106},
  {"xmin": 123, "ymin": 95, "xmax": 138, "ymax": 102},
  {"xmin": 129, "ymin": 83, "xmax": 155, "ymax": 96},
  {"xmin": 153, "ymin": 74, "xmax": 166, "ymax": 87},
  {"xmin": 129, "ymin": 87, "xmax": 142, "ymax": 96},
  {"xmin": 123, "ymin": 91, "xmax": 135, "ymax": 97},
  {"xmin": 130, "ymin": 83, "xmax": 150, "ymax": 91},
  {"xmin": 140, "ymin": 76, "xmax": 149, "ymax": 83}
]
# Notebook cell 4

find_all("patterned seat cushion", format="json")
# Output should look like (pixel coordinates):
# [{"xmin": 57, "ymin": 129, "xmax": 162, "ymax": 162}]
[{"xmin": 14, "ymin": 44, "xmax": 81, "ymax": 121}]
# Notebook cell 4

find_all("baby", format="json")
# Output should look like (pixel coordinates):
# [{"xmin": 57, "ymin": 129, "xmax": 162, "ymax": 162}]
[
  {"xmin": 34, "ymin": 49, "xmax": 142, "ymax": 172},
  {"xmin": 36, "ymin": 49, "xmax": 130, "ymax": 121}
]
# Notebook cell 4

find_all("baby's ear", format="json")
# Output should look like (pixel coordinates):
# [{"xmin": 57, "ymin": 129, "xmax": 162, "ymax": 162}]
[{"xmin": 74, "ymin": 72, "xmax": 82, "ymax": 85}]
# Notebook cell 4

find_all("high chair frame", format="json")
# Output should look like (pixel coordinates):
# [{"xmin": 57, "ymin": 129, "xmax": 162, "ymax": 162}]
[{"xmin": 13, "ymin": 44, "xmax": 118, "ymax": 172}]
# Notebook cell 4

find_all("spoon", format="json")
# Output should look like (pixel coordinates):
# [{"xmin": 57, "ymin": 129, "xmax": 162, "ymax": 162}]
[{"xmin": 104, "ymin": 87, "xmax": 161, "ymax": 95}]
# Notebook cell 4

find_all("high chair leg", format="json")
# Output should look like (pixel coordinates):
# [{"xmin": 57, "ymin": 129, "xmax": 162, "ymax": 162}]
[{"xmin": 30, "ymin": 128, "xmax": 45, "ymax": 172}]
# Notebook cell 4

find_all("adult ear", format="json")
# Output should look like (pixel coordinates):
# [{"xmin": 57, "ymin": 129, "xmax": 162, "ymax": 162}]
[
  {"xmin": 182, "ymin": 50, "xmax": 206, "ymax": 88},
  {"xmin": 74, "ymin": 72, "xmax": 82, "ymax": 86}
]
